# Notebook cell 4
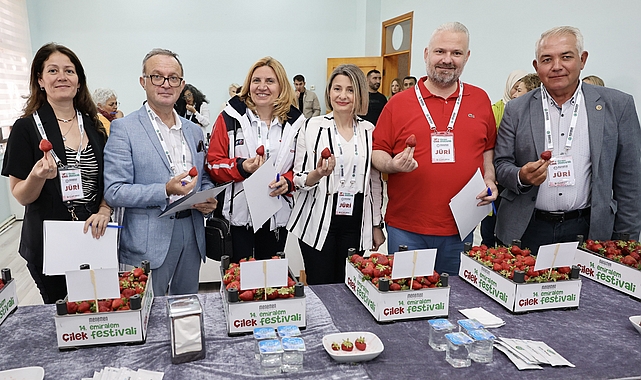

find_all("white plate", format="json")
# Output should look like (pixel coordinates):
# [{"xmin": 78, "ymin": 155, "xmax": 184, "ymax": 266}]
[
  {"xmin": 629, "ymin": 316, "xmax": 641, "ymax": 334},
  {"xmin": 322, "ymin": 331, "xmax": 384, "ymax": 362},
  {"xmin": 0, "ymin": 366, "xmax": 44, "ymax": 380}
]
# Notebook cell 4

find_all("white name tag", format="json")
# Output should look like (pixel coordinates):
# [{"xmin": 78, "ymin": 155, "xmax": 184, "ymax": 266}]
[
  {"xmin": 59, "ymin": 167, "xmax": 84, "ymax": 201},
  {"xmin": 547, "ymin": 156, "xmax": 575, "ymax": 187},
  {"xmin": 335, "ymin": 191, "xmax": 354, "ymax": 216},
  {"xmin": 431, "ymin": 133, "xmax": 455, "ymax": 163}
]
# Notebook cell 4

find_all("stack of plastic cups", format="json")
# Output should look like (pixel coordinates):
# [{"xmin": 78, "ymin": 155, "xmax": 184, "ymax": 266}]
[
  {"xmin": 467, "ymin": 329, "xmax": 496, "ymax": 363},
  {"xmin": 277, "ymin": 325, "xmax": 305, "ymax": 372},
  {"xmin": 253, "ymin": 327, "xmax": 277, "ymax": 360},
  {"xmin": 428, "ymin": 319, "xmax": 455, "ymax": 351},
  {"xmin": 258, "ymin": 339, "xmax": 283, "ymax": 375},
  {"xmin": 444, "ymin": 332, "xmax": 474, "ymax": 368}
]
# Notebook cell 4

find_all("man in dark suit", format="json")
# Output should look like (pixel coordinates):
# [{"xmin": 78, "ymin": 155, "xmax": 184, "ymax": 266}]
[
  {"xmin": 494, "ymin": 26, "xmax": 641, "ymax": 254},
  {"xmin": 104, "ymin": 49, "xmax": 217, "ymax": 296}
]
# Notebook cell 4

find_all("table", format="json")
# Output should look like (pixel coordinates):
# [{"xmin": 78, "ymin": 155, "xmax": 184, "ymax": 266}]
[
  {"xmin": 314, "ymin": 276, "xmax": 641, "ymax": 380},
  {"xmin": 0, "ymin": 277, "xmax": 639, "ymax": 379}
]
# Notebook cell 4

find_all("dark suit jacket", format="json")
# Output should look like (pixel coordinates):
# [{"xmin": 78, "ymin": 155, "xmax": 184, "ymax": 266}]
[{"xmin": 494, "ymin": 83, "xmax": 641, "ymax": 244}]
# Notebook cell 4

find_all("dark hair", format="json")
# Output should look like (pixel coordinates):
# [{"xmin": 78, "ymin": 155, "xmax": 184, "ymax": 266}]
[
  {"xmin": 403, "ymin": 76, "xmax": 417, "ymax": 83},
  {"xmin": 23, "ymin": 43, "xmax": 98, "ymax": 127},
  {"xmin": 293, "ymin": 74, "xmax": 305, "ymax": 82},
  {"xmin": 142, "ymin": 48, "xmax": 184, "ymax": 77},
  {"xmin": 367, "ymin": 69, "xmax": 381, "ymax": 77},
  {"xmin": 235, "ymin": 86, "xmax": 242, "ymax": 94},
  {"xmin": 176, "ymin": 84, "xmax": 208, "ymax": 117}
]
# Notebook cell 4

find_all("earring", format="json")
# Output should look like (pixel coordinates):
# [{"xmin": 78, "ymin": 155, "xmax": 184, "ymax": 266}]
[{"xmin": 40, "ymin": 87, "xmax": 45, "ymax": 91}]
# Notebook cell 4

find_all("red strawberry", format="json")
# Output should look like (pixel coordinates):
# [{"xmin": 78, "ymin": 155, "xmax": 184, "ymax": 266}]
[
  {"xmin": 66, "ymin": 302, "xmax": 78, "ymax": 314},
  {"xmin": 239, "ymin": 290, "xmax": 254, "ymax": 301},
  {"xmin": 132, "ymin": 267, "xmax": 144, "ymax": 278},
  {"xmin": 112, "ymin": 298, "xmax": 123, "ymax": 311},
  {"xmin": 540, "ymin": 150, "xmax": 552, "ymax": 160},
  {"xmin": 355, "ymin": 337, "xmax": 366, "ymax": 351},
  {"xmin": 121, "ymin": 288, "xmax": 136, "ymax": 299},
  {"xmin": 188, "ymin": 166, "xmax": 198, "ymax": 177},
  {"xmin": 77, "ymin": 301, "xmax": 90, "ymax": 313},
  {"xmin": 39, "ymin": 139, "xmax": 53, "ymax": 152},
  {"xmin": 278, "ymin": 287, "xmax": 294, "ymax": 298},
  {"xmin": 226, "ymin": 280, "xmax": 240, "ymax": 291},
  {"xmin": 265, "ymin": 288, "xmax": 278, "ymax": 300},
  {"xmin": 341, "ymin": 339, "xmax": 354, "ymax": 352},
  {"xmin": 138, "ymin": 274, "xmax": 148, "ymax": 282},
  {"xmin": 331, "ymin": 342, "xmax": 340, "ymax": 351},
  {"xmin": 622, "ymin": 255, "xmax": 638, "ymax": 266},
  {"xmin": 256, "ymin": 145, "xmax": 265, "ymax": 156},
  {"xmin": 405, "ymin": 134, "xmax": 416, "ymax": 148},
  {"xmin": 321, "ymin": 147, "xmax": 331, "ymax": 159}
]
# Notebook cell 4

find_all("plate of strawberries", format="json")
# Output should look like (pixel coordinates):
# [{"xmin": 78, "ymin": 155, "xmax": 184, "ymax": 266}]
[
  {"xmin": 322, "ymin": 331, "xmax": 384, "ymax": 362},
  {"xmin": 629, "ymin": 316, "xmax": 641, "ymax": 335}
]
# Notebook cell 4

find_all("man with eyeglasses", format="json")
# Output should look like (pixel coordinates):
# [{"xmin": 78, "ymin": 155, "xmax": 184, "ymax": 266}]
[{"xmin": 104, "ymin": 48, "xmax": 218, "ymax": 296}]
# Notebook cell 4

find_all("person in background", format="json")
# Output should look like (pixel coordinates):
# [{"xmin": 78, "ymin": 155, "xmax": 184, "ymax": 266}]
[
  {"xmin": 583, "ymin": 75, "xmax": 605, "ymax": 86},
  {"xmin": 288, "ymin": 64, "xmax": 385, "ymax": 285},
  {"xmin": 104, "ymin": 48, "xmax": 217, "ymax": 296},
  {"xmin": 360, "ymin": 69, "xmax": 387, "ymax": 125},
  {"xmin": 512, "ymin": 73, "xmax": 542, "ymax": 99},
  {"xmin": 1, "ymin": 43, "xmax": 112, "ymax": 303},
  {"xmin": 402, "ymin": 76, "xmax": 417, "ymax": 90},
  {"xmin": 389, "ymin": 78, "xmax": 401, "ymax": 98},
  {"xmin": 494, "ymin": 26, "xmax": 641, "ymax": 254},
  {"xmin": 372, "ymin": 22, "xmax": 497, "ymax": 275},
  {"xmin": 491, "ymin": 70, "xmax": 527, "ymax": 128},
  {"xmin": 92, "ymin": 88, "xmax": 124, "ymax": 135},
  {"xmin": 293, "ymin": 74, "xmax": 321, "ymax": 119},
  {"xmin": 229, "ymin": 83, "xmax": 240, "ymax": 98},
  {"xmin": 206, "ymin": 57, "xmax": 305, "ymax": 263},
  {"xmin": 176, "ymin": 84, "xmax": 211, "ymax": 135}
]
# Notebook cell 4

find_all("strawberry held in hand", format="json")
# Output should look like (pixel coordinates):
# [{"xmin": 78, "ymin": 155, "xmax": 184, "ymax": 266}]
[
  {"xmin": 256, "ymin": 145, "xmax": 265, "ymax": 156},
  {"xmin": 405, "ymin": 134, "xmax": 416, "ymax": 148},
  {"xmin": 321, "ymin": 147, "xmax": 331, "ymax": 159},
  {"xmin": 540, "ymin": 150, "xmax": 552, "ymax": 161},
  {"xmin": 39, "ymin": 139, "xmax": 53, "ymax": 152},
  {"xmin": 188, "ymin": 166, "xmax": 198, "ymax": 177},
  {"xmin": 355, "ymin": 337, "xmax": 367, "ymax": 351}
]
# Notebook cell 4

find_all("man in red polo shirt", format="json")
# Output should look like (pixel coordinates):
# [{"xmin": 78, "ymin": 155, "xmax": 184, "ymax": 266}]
[{"xmin": 372, "ymin": 22, "xmax": 497, "ymax": 275}]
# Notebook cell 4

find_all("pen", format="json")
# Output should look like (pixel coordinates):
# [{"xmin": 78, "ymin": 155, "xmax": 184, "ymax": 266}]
[
  {"xmin": 487, "ymin": 187, "xmax": 497, "ymax": 216},
  {"xmin": 89, "ymin": 223, "xmax": 123, "ymax": 229},
  {"xmin": 276, "ymin": 173, "xmax": 280, "ymax": 199}
]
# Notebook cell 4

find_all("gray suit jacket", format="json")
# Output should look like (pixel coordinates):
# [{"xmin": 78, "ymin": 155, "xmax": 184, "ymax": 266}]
[
  {"xmin": 103, "ymin": 105, "xmax": 214, "ymax": 269},
  {"xmin": 494, "ymin": 83, "xmax": 641, "ymax": 244}
]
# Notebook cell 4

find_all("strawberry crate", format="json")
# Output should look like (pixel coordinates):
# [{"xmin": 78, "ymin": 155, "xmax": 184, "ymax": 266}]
[
  {"xmin": 0, "ymin": 268, "xmax": 18, "ymax": 326},
  {"xmin": 574, "ymin": 240, "xmax": 641, "ymax": 300},
  {"xmin": 459, "ymin": 253, "xmax": 582, "ymax": 312},
  {"xmin": 219, "ymin": 256, "xmax": 306, "ymax": 336},
  {"xmin": 54, "ymin": 270, "xmax": 154, "ymax": 349},
  {"xmin": 344, "ymin": 257, "xmax": 450, "ymax": 322}
]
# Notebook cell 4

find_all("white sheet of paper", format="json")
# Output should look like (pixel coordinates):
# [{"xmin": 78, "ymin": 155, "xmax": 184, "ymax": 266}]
[
  {"xmin": 239, "ymin": 259, "xmax": 288, "ymax": 290},
  {"xmin": 449, "ymin": 168, "xmax": 492, "ymax": 240},
  {"xmin": 390, "ymin": 249, "xmax": 437, "ymax": 279},
  {"xmin": 43, "ymin": 220, "xmax": 119, "ymax": 275},
  {"xmin": 159, "ymin": 183, "xmax": 231, "ymax": 217},
  {"xmin": 65, "ymin": 268, "xmax": 121, "ymax": 302},
  {"xmin": 243, "ymin": 156, "xmax": 283, "ymax": 232},
  {"xmin": 533, "ymin": 241, "xmax": 578, "ymax": 271},
  {"xmin": 135, "ymin": 369, "xmax": 165, "ymax": 380}
]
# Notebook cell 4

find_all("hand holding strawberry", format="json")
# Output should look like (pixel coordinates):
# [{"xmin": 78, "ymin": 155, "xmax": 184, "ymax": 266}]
[
  {"xmin": 321, "ymin": 147, "xmax": 331, "ymax": 159},
  {"xmin": 540, "ymin": 150, "xmax": 552, "ymax": 161},
  {"xmin": 188, "ymin": 166, "xmax": 198, "ymax": 178},
  {"xmin": 405, "ymin": 134, "xmax": 416, "ymax": 148},
  {"xmin": 256, "ymin": 145, "xmax": 265, "ymax": 156},
  {"xmin": 39, "ymin": 139, "xmax": 53, "ymax": 152}
]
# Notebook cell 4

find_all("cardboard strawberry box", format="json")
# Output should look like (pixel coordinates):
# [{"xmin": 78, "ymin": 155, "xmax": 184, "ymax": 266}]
[
  {"xmin": 459, "ymin": 253, "xmax": 582, "ymax": 312},
  {"xmin": 0, "ymin": 275, "xmax": 18, "ymax": 326},
  {"xmin": 54, "ymin": 271, "xmax": 154, "ymax": 349},
  {"xmin": 219, "ymin": 258, "xmax": 306, "ymax": 336},
  {"xmin": 574, "ymin": 240, "xmax": 641, "ymax": 300},
  {"xmin": 344, "ymin": 258, "xmax": 450, "ymax": 322}
]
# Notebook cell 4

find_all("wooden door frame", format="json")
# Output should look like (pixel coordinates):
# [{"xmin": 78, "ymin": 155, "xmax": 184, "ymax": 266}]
[{"xmin": 381, "ymin": 11, "xmax": 413, "ymax": 97}]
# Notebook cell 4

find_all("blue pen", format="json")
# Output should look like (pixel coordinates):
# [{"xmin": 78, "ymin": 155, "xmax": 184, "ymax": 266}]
[
  {"xmin": 276, "ymin": 173, "xmax": 280, "ymax": 199},
  {"xmin": 90, "ymin": 223, "xmax": 123, "ymax": 229},
  {"xmin": 487, "ymin": 187, "xmax": 497, "ymax": 216}
]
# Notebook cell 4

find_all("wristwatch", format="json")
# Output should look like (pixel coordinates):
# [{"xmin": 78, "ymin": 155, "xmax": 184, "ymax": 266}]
[{"xmin": 374, "ymin": 222, "xmax": 385, "ymax": 229}]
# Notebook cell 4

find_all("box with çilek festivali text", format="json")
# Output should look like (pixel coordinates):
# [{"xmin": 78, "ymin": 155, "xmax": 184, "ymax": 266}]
[
  {"xmin": 344, "ymin": 259, "xmax": 450, "ymax": 322},
  {"xmin": 0, "ymin": 269, "xmax": 19, "ymax": 326},
  {"xmin": 219, "ymin": 256, "xmax": 306, "ymax": 336},
  {"xmin": 54, "ymin": 271, "xmax": 154, "ymax": 349},
  {"xmin": 574, "ymin": 246, "xmax": 641, "ymax": 300},
  {"xmin": 459, "ymin": 253, "xmax": 582, "ymax": 313}
]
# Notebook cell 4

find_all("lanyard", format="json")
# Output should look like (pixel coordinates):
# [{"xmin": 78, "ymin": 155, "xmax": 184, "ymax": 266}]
[
  {"xmin": 541, "ymin": 83, "xmax": 582, "ymax": 151},
  {"xmin": 145, "ymin": 104, "xmax": 187, "ymax": 176},
  {"xmin": 33, "ymin": 109, "xmax": 84, "ymax": 167},
  {"xmin": 332, "ymin": 120, "xmax": 359, "ymax": 186},
  {"xmin": 414, "ymin": 81, "xmax": 464, "ymax": 133},
  {"xmin": 255, "ymin": 119, "xmax": 272, "ymax": 159}
]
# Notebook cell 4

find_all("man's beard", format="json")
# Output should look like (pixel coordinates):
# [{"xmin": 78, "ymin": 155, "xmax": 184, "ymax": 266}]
[
  {"xmin": 426, "ymin": 64, "xmax": 461, "ymax": 88},
  {"xmin": 370, "ymin": 82, "xmax": 380, "ymax": 91}
]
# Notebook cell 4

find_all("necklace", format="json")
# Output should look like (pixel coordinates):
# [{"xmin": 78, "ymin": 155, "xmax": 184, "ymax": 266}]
[
  {"xmin": 61, "ymin": 120, "xmax": 75, "ymax": 141},
  {"xmin": 56, "ymin": 114, "xmax": 76, "ymax": 123}
]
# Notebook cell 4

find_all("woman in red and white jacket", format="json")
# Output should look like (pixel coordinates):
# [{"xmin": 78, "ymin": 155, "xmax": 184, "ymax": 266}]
[
  {"xmin": 206, "ymin": 57, "xmax": 305, "ymax": 263},
  {"xmin": 287, "ymin": 64, "xmax": 385, "ymax": 285}
]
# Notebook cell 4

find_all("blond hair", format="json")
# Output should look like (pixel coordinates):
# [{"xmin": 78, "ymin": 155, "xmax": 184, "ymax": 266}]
[{"xmin": 325, "ymin": 64, "xmax": 369, "ymax": 117}]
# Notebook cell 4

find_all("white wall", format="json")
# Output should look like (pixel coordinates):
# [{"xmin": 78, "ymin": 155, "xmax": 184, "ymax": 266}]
[{"xmin": 380, "ymin": 0, "xmax": 641, "ymax": 104}]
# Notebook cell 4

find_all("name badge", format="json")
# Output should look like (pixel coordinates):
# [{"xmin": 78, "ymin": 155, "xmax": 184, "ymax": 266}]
[
  {"xmin": 59, "ymin": 167, "xmax": 84, "ymax": 201},
  {"xmin": 547, "ymin": 156, "xmax": 575, "ymax": 187},
  {"xmin": 335, "ymin": 191, "xmax": 354, "ymax": 216},
  {"xmin": 431, "ymin": 133, "xmax": 455, "ymax": 163}
]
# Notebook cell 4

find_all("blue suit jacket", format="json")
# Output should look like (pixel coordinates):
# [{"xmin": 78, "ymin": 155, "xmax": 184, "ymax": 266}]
[
  {"xmin": 494, "ymin": 83, "xmax": 641, "ymax": 244},
  {"xmin": 103, "ymin": 105, "xmax": 213, "ymax": 269}
]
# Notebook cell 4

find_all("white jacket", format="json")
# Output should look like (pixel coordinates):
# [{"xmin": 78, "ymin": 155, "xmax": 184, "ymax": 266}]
[{"xmin": 287, "ymin": 113, "xmax": 383, "ymax": 250}]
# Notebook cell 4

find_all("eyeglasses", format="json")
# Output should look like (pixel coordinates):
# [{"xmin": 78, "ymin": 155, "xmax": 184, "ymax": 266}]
[
  {"xmin": 144, "ymin": 74, "xmax": 183, "ymax": 87},
  {"xmin": 183, "ymin": 92, "xmax": 193, "ymax": 98}
]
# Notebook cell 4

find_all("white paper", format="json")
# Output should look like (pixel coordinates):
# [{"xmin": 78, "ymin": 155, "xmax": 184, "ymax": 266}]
[
  {"xmin": 239, "ymin": 259, "xmax": 288, "ymax": 290},
  {"xmin": 43, "ymin": 220, "xmax": 119, "ymax": 275},
  {"xmin": 449, "ymin": 168, "xmax": 492, "ymax": 240},
  {"xmin": 159, "ymin": 183, "xmax": 231, "ymax": 217},
  {"xmin": 135, "ymin": 369, "xmax": 164, "ymax": 380},
  {"xmin": 243, "ymin": 156, "xmax": 283, "ymax": 232},
  {"xmin": 458, "ymin": 307, "xmax": 506, "ymax": 328},
  {"xmin": 533, "ymin": 241, "xmax": 578, "ymax": 271},
  {"xmin": 494, "ymin": 344, "xmax": 543, "ymax": 370},
  {"xmin": 390, "ymin": 249, "xmax": 437, "ymax": 279},
  {"xmin": 174, "ymin": 315, "xmax": 203, "ymax": 355},
  {"xmin": 495, "ymin": 338, "xmax": 539, "ymax": 364},
  {"xmin": 65, "ymin": 268, "xmax": 121, "ymax": 302},
  {"xmin": 529, "ymin": 341, "xmax": 575, "ymax": 367}
]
